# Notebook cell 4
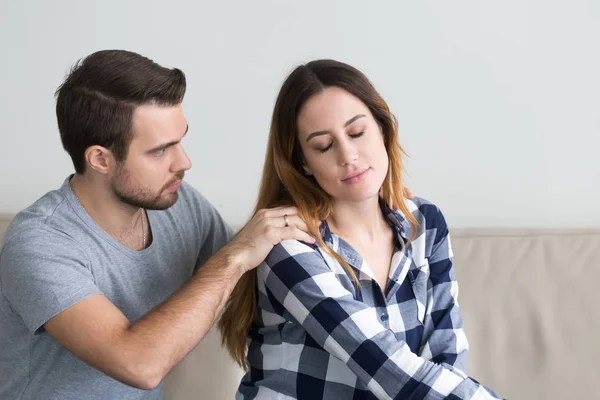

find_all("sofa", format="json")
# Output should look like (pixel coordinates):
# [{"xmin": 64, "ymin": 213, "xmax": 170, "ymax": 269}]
[{"xmin": 1, "ymin": 214, "xmax": 598, "ymax": 399}]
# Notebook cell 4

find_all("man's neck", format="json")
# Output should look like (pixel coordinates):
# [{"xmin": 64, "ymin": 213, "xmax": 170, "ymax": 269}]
[{"xmin": 70, "ymin": 174, "xmax": 145, "ymax": 239}]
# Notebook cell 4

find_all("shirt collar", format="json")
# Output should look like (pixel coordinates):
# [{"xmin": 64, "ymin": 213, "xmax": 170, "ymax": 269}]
[{"xmin": 318, "ymin": 197, "xmax": 410, "ymax": 247}]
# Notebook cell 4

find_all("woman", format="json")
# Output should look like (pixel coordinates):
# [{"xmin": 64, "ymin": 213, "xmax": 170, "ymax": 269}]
[{"xmin": 219, "ymin": 60, "xmax": 502, "ymax": 399}]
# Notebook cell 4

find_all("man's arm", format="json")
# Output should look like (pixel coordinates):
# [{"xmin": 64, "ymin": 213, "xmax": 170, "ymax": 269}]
[{"xmin": 42, "ymin": 206, "xmax": 313, "ymax": 389}]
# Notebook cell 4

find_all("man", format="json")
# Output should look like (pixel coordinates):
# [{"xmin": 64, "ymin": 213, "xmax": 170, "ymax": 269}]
[{"xmin": 0, "ymin": 50, "xmax": 314, "ymax": 399}]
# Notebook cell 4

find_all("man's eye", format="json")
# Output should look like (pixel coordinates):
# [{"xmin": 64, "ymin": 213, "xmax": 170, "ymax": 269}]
[{"xmin": 153, "ymin": 148, "xmax": 166, "ymax": 156}]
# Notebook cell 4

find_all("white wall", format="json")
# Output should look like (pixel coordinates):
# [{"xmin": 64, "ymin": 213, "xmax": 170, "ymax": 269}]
[{"xmin": 1, "ymin": 0, "xmax": 598, "ymax": 228}]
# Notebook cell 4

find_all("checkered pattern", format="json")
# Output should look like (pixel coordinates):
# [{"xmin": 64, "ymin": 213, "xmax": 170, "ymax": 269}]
[{"xmin": 237, "ymin": 198, "xmax": 502, "ymax": 399}]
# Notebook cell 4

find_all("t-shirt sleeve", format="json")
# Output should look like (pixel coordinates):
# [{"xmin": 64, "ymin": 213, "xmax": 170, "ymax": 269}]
[
  {"xmin": 0, "ymin": 227, "xmax": 102, "ymax": 334},
  {"xmin": 189, "ymin": 188, "xmax": 236, "ymax": 269}
]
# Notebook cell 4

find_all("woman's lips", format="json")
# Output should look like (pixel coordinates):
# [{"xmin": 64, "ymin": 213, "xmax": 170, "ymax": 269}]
[{"xmin": 341, "ymin": 168, "xmax": 370, "ymax": 184}]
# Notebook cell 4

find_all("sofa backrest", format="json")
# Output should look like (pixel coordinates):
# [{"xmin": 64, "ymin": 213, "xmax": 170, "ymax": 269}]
[
  {"xmin": 451, "ymin": 228, "xmax": 599, "ymax": 399},
  {"xmin": 0, "ymin": 215, "xmax": 11, "ymax": 244}
]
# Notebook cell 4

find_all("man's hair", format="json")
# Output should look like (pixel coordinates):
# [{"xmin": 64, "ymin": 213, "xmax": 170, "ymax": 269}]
[{"xmin": 55, "ymin": 49, "xmax": 186, "ymax": 173}]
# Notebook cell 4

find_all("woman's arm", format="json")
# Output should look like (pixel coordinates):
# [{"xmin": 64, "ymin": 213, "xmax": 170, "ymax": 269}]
[{"xmin": 418, "ymin": 207, "xmax": 469, "ymax": 376}]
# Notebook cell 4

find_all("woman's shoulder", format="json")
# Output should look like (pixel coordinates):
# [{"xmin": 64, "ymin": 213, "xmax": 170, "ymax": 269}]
[
  {"xmin": 397, "ymin": 196, "xmax": 447, "ymax": 228},
  {"xmin": 259, "ymin": 239, "xmax": 322, "ymax": 271},
  {"xmin": 392, "ymin": 197, "xmax": 450, "ymax": 252},
  {"xmin": 269, "ymin": 239, "xmax": 320, "ymax": 260},
  {"xmin": 257, "ymin": 239, "xmax": 332, "ymax": 287}
]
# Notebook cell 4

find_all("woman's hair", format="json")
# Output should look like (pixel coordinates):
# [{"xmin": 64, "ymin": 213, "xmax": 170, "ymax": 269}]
[{"xmin": 218, "ymin": 59, "xmax": 418, "ymax": 368}]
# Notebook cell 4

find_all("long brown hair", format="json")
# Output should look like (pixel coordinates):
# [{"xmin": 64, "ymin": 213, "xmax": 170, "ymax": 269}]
[{"xmin": 218, "ymin": 59, "xmax": 419, "ymax": 368}]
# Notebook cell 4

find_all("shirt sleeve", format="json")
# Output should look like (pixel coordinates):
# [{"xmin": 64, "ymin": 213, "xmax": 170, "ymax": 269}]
[
  {"xmin": 0, "ymin": 226, "xmax": 102, "ymax": 334},
  {"xmin": 419, "ymin": 207, "xmax": 469, "ymax": 376},
  {"xmin": 259, "ymin": 240, "xmax": 502, "ymax": 400},
  {"xmin": 188, "ymin": 186, "xmax": 236, "ymax": 269}
]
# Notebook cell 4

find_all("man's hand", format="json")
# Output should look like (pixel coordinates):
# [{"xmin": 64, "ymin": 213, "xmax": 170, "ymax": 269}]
[{"xmin": 225, "ymin": 206, "xmax": 315, "ymax": 272}]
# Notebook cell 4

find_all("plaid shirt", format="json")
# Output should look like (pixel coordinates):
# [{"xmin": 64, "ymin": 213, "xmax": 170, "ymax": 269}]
[{"xmin": 238, "ymin": 198, "xmax": 502, "ymax": 399}]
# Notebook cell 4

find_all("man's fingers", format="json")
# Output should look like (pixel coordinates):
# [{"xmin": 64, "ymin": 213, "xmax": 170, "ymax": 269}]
[
  {"xmin": 277, "ymin": 227, "xmax": 315, "ymax": 244},
  {"xmin": 246, "ymin": 206, "xmax": 315, "ymax": 245},
  {"xmin": 268, "ymin": 214, "xmax": 309, "ymax": 231},
  {"xmin": 298, "ymin": 230, "xmax": 316, "ymax": 244},
  {"xmin": 259, "ymin": 206, "xmax": 301, "ymax": 219}
]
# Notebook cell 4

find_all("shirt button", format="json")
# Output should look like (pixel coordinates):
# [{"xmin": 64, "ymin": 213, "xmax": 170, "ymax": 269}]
[{"xmin": 380, "ymin": 314, "xmax": 389, "ymax": 322}]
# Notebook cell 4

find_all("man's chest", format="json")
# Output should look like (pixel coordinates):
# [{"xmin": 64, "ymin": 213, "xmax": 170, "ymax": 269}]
[{"xmin": 88, "ymin": 245, "xmax": 197, "ymax": 321}]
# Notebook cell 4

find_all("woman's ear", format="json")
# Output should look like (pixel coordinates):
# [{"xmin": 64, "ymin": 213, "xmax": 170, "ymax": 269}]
[{"xmin": 302, "ymin": 165, "xmax": 312, "ymax": 176}]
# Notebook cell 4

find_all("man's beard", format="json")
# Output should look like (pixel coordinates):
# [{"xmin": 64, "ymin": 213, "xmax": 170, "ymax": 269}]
[{"xmin": 111, "ymin": 168, "xmax": 184, "ymax": 210}]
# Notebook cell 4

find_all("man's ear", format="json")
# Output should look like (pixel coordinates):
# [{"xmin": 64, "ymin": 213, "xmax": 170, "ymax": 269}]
[{"xmin": 85, "ymin": 145, "xmax": 115, "ymax": 176}]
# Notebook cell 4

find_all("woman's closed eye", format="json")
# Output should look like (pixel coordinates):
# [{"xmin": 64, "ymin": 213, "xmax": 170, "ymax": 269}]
[
  {"xmin": 318, "ymin": 142, "xmax": 334, "ymax": 153},
  {"xmin": 317, "ymin": 132, "xmax": 364, "ymax": 153}
]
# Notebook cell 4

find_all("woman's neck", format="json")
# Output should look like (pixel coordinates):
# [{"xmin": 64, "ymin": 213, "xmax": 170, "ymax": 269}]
[{"xmin": 327, "ymin": 196, "xmax": 388, "ymax": 243}]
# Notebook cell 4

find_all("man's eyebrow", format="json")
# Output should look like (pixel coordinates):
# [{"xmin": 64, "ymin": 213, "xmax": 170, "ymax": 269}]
[
  {"xmin": 146, "ymin": 124, "xmax": 189, "ymax": 153},
  {"xmin": 306, "ymin": 114, "xmax": 366, "ymax": 142}
]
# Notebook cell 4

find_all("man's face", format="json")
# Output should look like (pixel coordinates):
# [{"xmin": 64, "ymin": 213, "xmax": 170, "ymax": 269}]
[{"xmin": 111, "ymin": 103, "xmax": 192, "ymax": 210}]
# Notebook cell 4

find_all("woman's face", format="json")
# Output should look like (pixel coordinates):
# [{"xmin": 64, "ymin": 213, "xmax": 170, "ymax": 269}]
[{"xmin": 297, "ymin": 86, "xmax": 389, "ymax": 205}]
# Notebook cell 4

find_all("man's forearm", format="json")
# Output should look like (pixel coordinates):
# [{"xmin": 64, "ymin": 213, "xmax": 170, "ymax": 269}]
[{"xmin": 117, "ymin": 246, "xmax": 246, "ymax": 388}]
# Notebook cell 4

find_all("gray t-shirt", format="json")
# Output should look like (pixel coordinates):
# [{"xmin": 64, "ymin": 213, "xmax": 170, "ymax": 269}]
[{"xmin": 0, "ymin": 177, "xmax": 235, "ymax": 400}]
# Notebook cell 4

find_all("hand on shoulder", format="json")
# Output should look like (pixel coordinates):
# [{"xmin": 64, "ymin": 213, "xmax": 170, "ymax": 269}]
[{"xmin": 224, "ymin": 206, "xmax": 315, "ymax": 273}]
